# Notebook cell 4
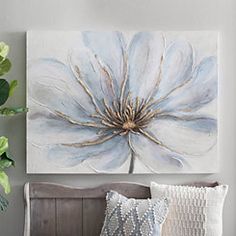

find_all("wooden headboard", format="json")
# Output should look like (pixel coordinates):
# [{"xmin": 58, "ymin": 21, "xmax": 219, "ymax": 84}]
[{"xmin": 24, "ymin": 181, "xmax": 218, "ymax": 236}]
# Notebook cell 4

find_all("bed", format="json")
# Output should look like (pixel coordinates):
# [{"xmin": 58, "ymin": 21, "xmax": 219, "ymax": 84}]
[{"xmin": 23, "ymin": 181, "xmax": 218, "ymax": 236}]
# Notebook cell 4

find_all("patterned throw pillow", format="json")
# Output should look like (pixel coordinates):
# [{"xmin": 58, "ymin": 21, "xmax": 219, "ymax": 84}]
[
  {"xmin": 100, "ymin": 191, "xmax": 169, "ymax": 236},
  {"xmin": 151, "ymin": 182, "xmax": 228, "ymax": 236}
]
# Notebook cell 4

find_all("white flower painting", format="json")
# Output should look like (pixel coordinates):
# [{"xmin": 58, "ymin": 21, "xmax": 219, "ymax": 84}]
[{"xmin": 27, "ymin": 31, "xmax": 218, "ymax": 173}]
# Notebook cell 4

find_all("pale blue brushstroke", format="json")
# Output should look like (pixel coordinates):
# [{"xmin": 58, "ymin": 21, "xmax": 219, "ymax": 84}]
[
  {"xmin": 128, "ymin": 32, "xmax": 151, "ymax": 97},
  {"xmin": 156, "ymin": 115, "xmax": 217, "ymax": 133},
  {"xmin": 154, "ymin": 40, "xmax": 193, "ymax": 100},
  {"xmin": 128, "ymin": 32, "xmax": 164, "ymax": 100},
  {"xmin": 29, "ymin": 58, "xmax": 96, "ymax": 121},
  {"xmin": 130, "ymin": 133, "xmax": 187, "ymax": 169},
  {"xmin": 155, "ymin": 56, "xmax": 217, "ymax": 113},
  {"xmin": 47, "ymin": 135, "xmax": 128, "ymax": 170},
  {"xmin": 89, "ymin": 136, "xmax": 131, "ymax": 171},
  {"xmin": 82, "ymin": 31, "xmax": 126, "ymax": 97},
  {"xmin": 69, "ymin": 48, "xmax": 108, "ymax": 109}
]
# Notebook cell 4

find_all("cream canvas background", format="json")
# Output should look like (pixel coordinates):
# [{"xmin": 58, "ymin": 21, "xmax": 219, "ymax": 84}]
[
  {"xmin": 27, "ymin": 31, "xmax": 218, "ymax": 173},
  {"xmin": 0, "ymin": 0, "xmax": 235, "ymax": 235}
]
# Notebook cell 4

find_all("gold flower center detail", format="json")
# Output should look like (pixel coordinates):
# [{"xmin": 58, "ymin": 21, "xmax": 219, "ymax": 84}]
[
  {"xmin": 122, "ymin": 120, "xmax": 136, "ymax": 130},
  {"xmin": 97, "ymin": 94, "xmax": 159, "ymax": 136}
]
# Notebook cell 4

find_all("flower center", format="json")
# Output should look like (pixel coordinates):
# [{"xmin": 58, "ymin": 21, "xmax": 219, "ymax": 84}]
[
  {"xmin": 98, "ymin": 95, "xmax": 159, "ymax": 135},
  {"xmin": 122, "ymin": 120, "xmax": 136, "ymax": 130}
]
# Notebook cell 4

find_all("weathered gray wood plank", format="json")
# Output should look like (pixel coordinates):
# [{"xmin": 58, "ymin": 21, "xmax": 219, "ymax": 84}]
[
  {"xmin": 30, "ymin": 199, "xmax": 56, "ymax": 236},
  {"xmin": 29, "ymin": 182, "xmax": 151, "ymax": 199},
  {"xmin": 56, "ymin": 199, "xmax": 83, "ymax": 236},
  {"xmin": 185, "ymin": 181, "xmax": 219, "ymax": 187},
  {"xmin": 83, "ymin": 198, "xmax": 106, "ymax": 236}
]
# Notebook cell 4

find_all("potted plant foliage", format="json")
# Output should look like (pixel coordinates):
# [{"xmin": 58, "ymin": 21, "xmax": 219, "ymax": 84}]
[{"xmin": 0, "ymin": 42, "xmax": 27, "ymax": 212}]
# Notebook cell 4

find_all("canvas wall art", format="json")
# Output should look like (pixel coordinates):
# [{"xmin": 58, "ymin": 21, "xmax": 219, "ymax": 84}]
[{"xmin": 27, "ymin": 31, "xmax": 218, "ymax": 173}]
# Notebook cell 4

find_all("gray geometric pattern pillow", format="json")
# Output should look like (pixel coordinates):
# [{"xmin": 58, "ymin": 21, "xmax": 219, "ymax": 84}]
[{"xmin": 100, "ymin": 191, "xmax": 169, "ymax": 236}]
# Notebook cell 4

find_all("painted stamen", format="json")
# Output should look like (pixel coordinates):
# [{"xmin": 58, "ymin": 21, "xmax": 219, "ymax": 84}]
[{"xmin": 99, "ymin": 96, "xmax": 157, "ymax": 134}]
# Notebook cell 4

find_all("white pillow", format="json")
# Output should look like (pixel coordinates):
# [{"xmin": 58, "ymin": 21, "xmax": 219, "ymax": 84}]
[{"xmin": 151, "ymin": 182, "xmax": 228, "ymax": 236}]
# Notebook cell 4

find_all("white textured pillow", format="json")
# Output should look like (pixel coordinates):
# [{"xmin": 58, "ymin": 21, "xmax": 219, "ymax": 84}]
[{"xmin": 151, "ymin": 182, "xmax": 228, "ymax": 236}]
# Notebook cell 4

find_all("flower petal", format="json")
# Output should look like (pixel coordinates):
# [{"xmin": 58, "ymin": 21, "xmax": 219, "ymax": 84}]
[
  {"xmin": 154, "ymin": 40, "xmax": 193, "ymax": 100},
  {"xmin": 128, "ymin": 32, "xmax": 165, "ymax": 99},
  {"xmin": 146, "ymin": 116, "xmax": 217, "ymax": 155},
  {"xmin": 45, "ymin": 135, "xmax": 129, "ymax": 170},
  {"xmin": 69, "ymin": 48, "xmax": 116, "ymax": 106},
  {"xmin": 87, "ymin": 135, "xmax": 131, "ymax": 172},
  {"xmin": 27, "ymin": 102, "xmax": 102, "ymax": 145},
  {"xmin": 82, "ymin": 31, "xmax": 126, "ymax": 95},
  {"xmin": 156, "ymin": 56, "xmax": 217, "ymax": 113},
  {"xmin": 28, "ymin": 59, "xmax": 96, "ymax": 120},
  {"xmin": 130, "ymin": 133, "xmax": 186, "ymax": 172}
]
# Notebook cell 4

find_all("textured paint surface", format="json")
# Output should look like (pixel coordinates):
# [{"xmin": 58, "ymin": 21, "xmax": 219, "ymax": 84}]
[{"xmin": 27, "ymin": 31, "xmax": 218, "ymax": 173}]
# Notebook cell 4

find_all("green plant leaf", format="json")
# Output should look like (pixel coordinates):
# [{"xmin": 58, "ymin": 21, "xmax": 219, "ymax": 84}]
[
  {"xmin": 9, "ymin": 80, "xmax": 18, "ymax": 97},
  {"xmin": 0, "ymin": 137, "xmax": 8, "ymax": 156},
  {"xmin": 0, "ymin": 58, "xmax": 11, "ymax": 76},
  {"xmin": 0, "ymin": 171, "xmax": 10, "ymax": 194},
  {"xmin": 0, "ymin": 79, "xmax": 10, "ymax": 106},
  {"xmin": 0, "ymin": 159, "xmax": 12, "ymax": 170},
  {"xmin": 2, "ymin": 152, "xmax": 15, "ymax": 167},
  {"xmin": 0, "ymin": 152, "xmax": 14, "ymax": 170},
  {"xmin": 0, "ymin": 42, "xmax": 9, "ymax": 59},
  {"xmin": 0, "ymin": 107, "xmax": 28, "ymax": 116}
]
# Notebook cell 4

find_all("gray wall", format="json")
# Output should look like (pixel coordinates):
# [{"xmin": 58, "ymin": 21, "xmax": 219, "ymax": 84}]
[{"xmin": 0, "ymin": 0, "xmax": 235, "ymax": 235}]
